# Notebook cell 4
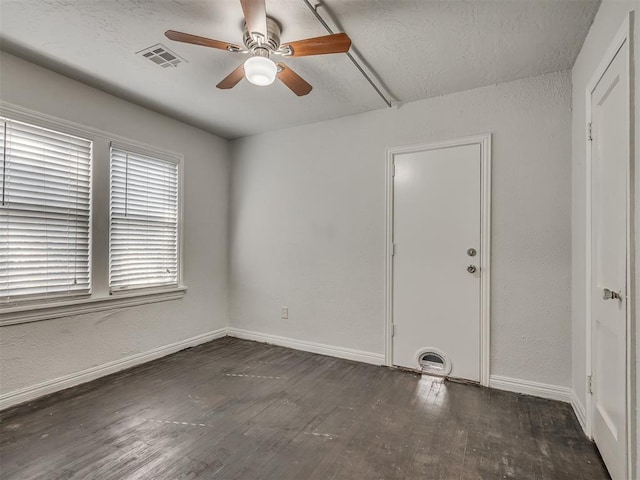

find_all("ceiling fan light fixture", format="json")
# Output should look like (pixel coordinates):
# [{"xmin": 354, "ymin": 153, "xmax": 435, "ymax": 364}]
[{"xmin": 244, "ymin": 56, "xmax": 277, "ymax": 86}]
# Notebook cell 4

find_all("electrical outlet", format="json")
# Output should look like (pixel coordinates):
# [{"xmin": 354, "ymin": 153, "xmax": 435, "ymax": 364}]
[{"xmin": 281, "ymin": 306, "xmax": 288, "ymax": 319}]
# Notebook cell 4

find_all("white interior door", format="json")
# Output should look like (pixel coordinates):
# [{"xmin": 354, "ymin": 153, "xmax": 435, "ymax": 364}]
[
  {"xmin": 392, "ymin": 142, "xmax": 481, "ymax": 382},
  {"xmin": 590, "ymin": 40, "xmax": 629, "ymax": 480}
]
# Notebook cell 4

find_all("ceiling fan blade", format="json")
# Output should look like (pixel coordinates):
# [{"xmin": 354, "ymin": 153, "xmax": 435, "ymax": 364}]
[
  {"xmin": 282, "ymin": 32, "xmax": 351, "ymax": 57},
  {"xmin": 165, "ymin": 30, "xmax": 240, "ymax": 52},
  {"xmin": 217, "ymin": 64, "xmax": 245, "ymax": 89},
  {"xmin": 240, "ymin": 0, "xmax": 267, "ymax": 39},
  {"xmin": 277, "ymin": 63, "xmax": 312, "ymax": 96}
]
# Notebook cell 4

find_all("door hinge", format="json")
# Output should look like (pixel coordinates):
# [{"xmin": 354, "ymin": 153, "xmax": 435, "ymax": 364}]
[
  {"xmin": 391, "ymin": 324, "xmax": 396, "ymax": 337},
  {"xmin": 391, "ymin": 243, "xmax": 396, "ymax": 256},
  {"xmin": 392, "ymin": 162, "xmax": 396, "ymax": 177},
  {"xmin": 587, "ymin": 375, "xmax": 593, "ymax": 395},
  {"xmin": 587, "ymin": 122, "xmax": 592, "ymax": 142}
]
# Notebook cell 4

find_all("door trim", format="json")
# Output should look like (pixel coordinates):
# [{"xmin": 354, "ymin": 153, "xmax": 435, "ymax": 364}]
[
  {"xmin": 384, "ymin": 134, "xmax": 492, "ymax": 387},
  {"xmin": 584, "ymin": 12, "xmax": 634, "ymax": 478}
]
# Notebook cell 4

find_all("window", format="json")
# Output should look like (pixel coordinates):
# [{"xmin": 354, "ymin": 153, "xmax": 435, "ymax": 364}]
[
  {"xmin": 109, "ymin": 146, "xmax": 179, "ymax": 292},
  {"xmin": 0, "ymin": 118, "xmax": 92, "ymax": 302},
  {"xmin": 0, "ymin": 108, "xmax": 185, "ymax": 324}
]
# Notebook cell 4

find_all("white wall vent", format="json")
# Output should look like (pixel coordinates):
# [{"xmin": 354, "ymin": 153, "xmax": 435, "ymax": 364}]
[
  {"xmin": 137, "ymin": 44, "xmax": 186, "ymax": 68},
  {"xmin": 416, "ymin": 347, "xmax": 452, "ymax": 377}
]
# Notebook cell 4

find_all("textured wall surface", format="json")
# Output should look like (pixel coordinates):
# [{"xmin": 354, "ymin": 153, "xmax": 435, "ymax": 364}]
[
  {"xmin": 230, "ymin": 70, "xmax": 573, "ymax": 388},
  {"xmin": 570, "ymin": 1, "xmax": 638, "ymax": 474},
  {"xmin": 0, "ymin": 52, "xmax": 230, "ymax": 394}
]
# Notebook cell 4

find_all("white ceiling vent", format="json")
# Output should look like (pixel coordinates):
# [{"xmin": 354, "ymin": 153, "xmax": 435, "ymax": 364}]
[{"xmin": 137, "ymin": 44, "xmax": 186, "ymax": 68}]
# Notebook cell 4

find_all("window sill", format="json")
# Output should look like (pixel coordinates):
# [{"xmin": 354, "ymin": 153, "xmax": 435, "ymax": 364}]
[{"xmin": 0, "ymin": 286, "xmax": 188, "ymax": 327}]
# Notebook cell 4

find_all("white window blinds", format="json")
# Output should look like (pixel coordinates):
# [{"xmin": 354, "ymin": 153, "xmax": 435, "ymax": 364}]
[
  {"xmin": 109, "ymin": 147, "xmax": 179, "ymax": 291},
  {"xmin": 0, "ymin": 118, "xmax": 92, "ymax": 302}
]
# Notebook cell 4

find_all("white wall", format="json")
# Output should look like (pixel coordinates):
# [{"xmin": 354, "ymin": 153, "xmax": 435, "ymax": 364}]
[
  {"xmin": 0, "ymin": 52, "xmax": 230, "ymax": 397},
  {"xmin": 570, "ymin": 1, "xmax": 638, "ymax": 474},
  {"xmin": 230, "ymin": 70, "xmax": 573, "ymax": 389}
]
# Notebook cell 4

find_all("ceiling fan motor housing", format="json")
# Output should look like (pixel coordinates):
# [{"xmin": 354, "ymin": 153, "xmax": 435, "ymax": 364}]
[{"xmin": 243, "ymin": 16, "xmax": 281, "ymax": 53}]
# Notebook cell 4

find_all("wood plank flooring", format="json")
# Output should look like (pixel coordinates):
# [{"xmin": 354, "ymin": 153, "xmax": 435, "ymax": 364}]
[{"xmin": 0, "ymin": 337, "xmax": 609, "ymax": 479}]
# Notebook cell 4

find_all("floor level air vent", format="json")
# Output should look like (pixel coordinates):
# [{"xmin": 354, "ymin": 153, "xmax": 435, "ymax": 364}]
[
  {"xmin": 417, "ymin": 348, "xmax": 452, "ymax": 377},
  {"xmin": 137, "ymin": 44, "xmax": 186, "ymax": 68}
]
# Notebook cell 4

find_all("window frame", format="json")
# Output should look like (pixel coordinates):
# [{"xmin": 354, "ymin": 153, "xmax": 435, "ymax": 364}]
[
  {"xmin": 0, "ymin": 103, "xmax": 186, "ymax": 326},
  {"xmin": 0, "ymin": 116, "xmax": 94, "ymax": 304},
  {"xmin": 108, "ymin": 141, "xmax": 184, "ymax": 295}
]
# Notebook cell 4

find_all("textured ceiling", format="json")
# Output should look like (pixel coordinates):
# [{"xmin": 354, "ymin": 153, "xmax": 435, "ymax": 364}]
[{"xmin": 0, "ymin": 0, "xmax": 599, "ymax": 139}]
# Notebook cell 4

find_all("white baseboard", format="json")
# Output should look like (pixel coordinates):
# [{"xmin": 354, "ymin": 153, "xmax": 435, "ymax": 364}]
[
  {"xmin": 489, "ymin": 375, "xmax": 573, "ymax": 403},
  {"xmin": 0, "ymin": 328, "xmax": 227, "ymax": 410},
  {"xmin": 227, "ymin": 327, "xmax": 384, "ymax": 366},
  {"xmin": 2, "ymin": 329, "xmax": 583, "ymax": 416},
  {"xmin": 570, "ymin": 389, "xmax": 587, "ymax": 433}
]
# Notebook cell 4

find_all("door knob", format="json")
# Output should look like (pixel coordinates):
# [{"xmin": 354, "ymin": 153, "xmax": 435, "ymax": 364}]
[
  {"xmin": 602, "ymin": 288, "xmax": 621, "ymax": 301},
  {"xmin": 467, "ymin": 265, "xmax": 477, "ymax": 274},
  {"xmin": 467, "ymin": 248, "xmax": 477, "ymax": 257}
]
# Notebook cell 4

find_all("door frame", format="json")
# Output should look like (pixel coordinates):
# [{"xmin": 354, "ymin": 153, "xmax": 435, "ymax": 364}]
[
  {"xmin": 584, "ymin": 12, "xmax": 634, "ymax": 478},
  {"xmin": 384, "ymin": 134, "xmax": 492, "ymax": 387}
]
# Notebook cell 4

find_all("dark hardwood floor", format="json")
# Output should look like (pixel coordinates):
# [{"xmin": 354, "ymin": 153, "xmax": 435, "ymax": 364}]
[{"xmin": 1, "ymin": 337, "xmax": 609, "ymax": 479}]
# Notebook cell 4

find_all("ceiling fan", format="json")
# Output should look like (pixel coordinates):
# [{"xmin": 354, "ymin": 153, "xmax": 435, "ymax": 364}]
[{"xmin": 164, "ymin": 0, "xmax": 352, "ymax": 96}]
